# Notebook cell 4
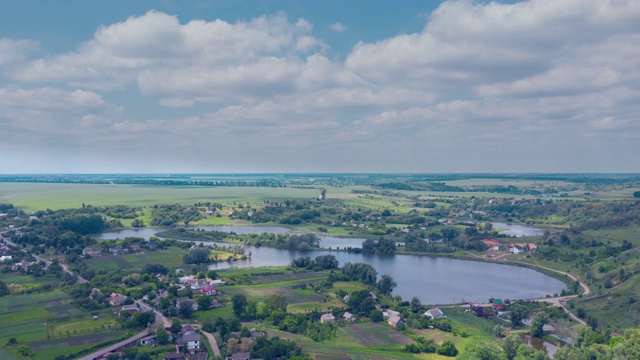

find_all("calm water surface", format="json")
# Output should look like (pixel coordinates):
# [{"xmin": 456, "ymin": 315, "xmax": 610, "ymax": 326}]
[
  {"xmin": 96, "ymin": 227, "xmax": 565, "ymax": 304},
  {"xmin": 492, "ymin": 223, "xmax": 546, "ymax": 237}
]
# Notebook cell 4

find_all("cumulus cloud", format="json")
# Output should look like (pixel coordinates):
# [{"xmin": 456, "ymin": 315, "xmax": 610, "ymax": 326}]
[
  {"xmin": 0, "ymin": 38, "xmax": 38, "ymax": 66},
  {"xmin": 328, "ymin": 22, "xmax": 347, "ymax": 32},
  {"xmin": 3, "ymin": 1, "xmax": 640, "ymax": 172},
  {"xmin": 11, "ymin": 11, "xmax": 329, "ymax": 99}
]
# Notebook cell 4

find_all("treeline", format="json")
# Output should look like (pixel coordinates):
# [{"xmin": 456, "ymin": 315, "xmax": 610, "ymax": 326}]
[{"xmin": 159, "ymin": 229, "xmax": 321, "ymax": 252}]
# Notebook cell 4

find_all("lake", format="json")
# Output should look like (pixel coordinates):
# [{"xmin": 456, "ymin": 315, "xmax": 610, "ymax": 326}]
[
  {"xmin": 492, "ymin": 223, "xmax": 546, "ymax": 237},
  {"xmin": 96, "ymin": 227, "xmax": 566, "ymax": 305},
  {"xmin": 96, "ymin": 226, "xmax": 364, "ymax": 249}
]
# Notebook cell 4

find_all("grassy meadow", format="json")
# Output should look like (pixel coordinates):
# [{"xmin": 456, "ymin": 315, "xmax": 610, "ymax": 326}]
[{"xmin": 0, "ymin": 183, "xmax": 320, "ymax": 211}]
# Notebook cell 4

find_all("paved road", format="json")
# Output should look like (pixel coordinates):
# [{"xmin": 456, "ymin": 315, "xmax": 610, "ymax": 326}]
[
  {"xmin": 135, "ymin": 299, "xmax": 171, "ymax": 329},
  {"xmin": 77, "ymin": 329, "xmax": 150, "ymax": 360}
]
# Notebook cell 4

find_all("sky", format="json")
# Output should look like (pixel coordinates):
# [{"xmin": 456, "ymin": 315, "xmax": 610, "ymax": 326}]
[{"xmin": 0, "ymin": 0, "xmax": 639, "ymax": 174}]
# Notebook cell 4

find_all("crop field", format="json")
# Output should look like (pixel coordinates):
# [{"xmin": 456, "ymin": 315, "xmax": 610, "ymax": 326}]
[
  {"xmin": 343, "ymin": 322, "xmax": 414, "ymax": 346},
  {"xmin": 0, "ymin": 288, "xmax": 125, "ymax": 360},
  {"xmin": 85, "ymin": 247, "xmax": 188, "ymax": 272},
  {"xmin": 0, "ymin": 183, "xmax": 319, "ymax": 211}
]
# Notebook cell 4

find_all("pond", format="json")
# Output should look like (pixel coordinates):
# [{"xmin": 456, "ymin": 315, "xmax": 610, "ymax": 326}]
[
  {"xmin": 492, "ymin": 223, "xmax": 546, "ymax": 237},
  {"xmin": 521, "ymin": 334, "xmax": 557, "ymax": 357},
  {"xmin": 96, "ymin": 227, "xmax": 566, "ymax": 305}
]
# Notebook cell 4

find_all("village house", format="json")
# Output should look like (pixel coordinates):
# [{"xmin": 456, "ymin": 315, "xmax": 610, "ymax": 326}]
[
  {"xmin": 177, "ymin": 333, "xmax": 202, "ymax": 354},
  {"xmin": 510, "ymin": 246, "xmax": 525, "ymax": 254},
  {"xmin": 110, "ymin": 246, "xmax": 125, "ymax": 255},
  {"xmin": 343, "ymin": 312, "xmax": 356, "ymax": 322},
  {"xmin": 108, "ymin": 293, "xmax": 128, "ymax": 307},
  {"xmin": 82, "ymin": 247, "xmax": 103, "ymax": 258},
  {"xmin": 200, "ymin": 285, "xmax": 216, "ymax": 296},
  {"xmin": 320, "ymin": 313, "xmax": 335, "ymax": 323},
  {"xmin": 387, "ymin": 314, "xmax": 403, "ymax": 328},
  {"xmin": 423, "ymin": 308, "xmax": 445, "ymax": 320},
  {"xmin": 229, "ymin": 352, "xmax": 251, "ymax": 360}
]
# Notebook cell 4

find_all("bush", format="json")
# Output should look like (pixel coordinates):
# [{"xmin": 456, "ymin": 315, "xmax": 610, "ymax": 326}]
[{"xmin": 436, "ymin": 340, "xmax": 458, "ymax": 357}]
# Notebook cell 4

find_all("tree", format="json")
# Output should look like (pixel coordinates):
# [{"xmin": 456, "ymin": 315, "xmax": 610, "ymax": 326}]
[
  {"xmin": 348, "ymin": 290, "xmax": 376, "ymax": 316},
  {"xmin": 170, "ymin": 320, "xmax": 182, "ymax": 334},
  {"xmin": 314, "ymin": 255, "xmax": 339, "ymax": 269},
  {"xmin": 410, "ymin": 296, "xmax": 422, "ymax": 313},
  {"xmin": 178, "ymin": 301, "xmax": 193, "ymax": 319},
  {"xmin": 530, "ymin": 312, "xmax": 549, "ymax": 338},
  {"xmin": 503, "ymin": 333, "xmax": 523, "ymax": 360},
  {"xmin": 206, "ymin": 270, "xmax": 218, "ymax": 279},
  {"xmin": 232, "ymin": 294, "xmax": 248, "ymax": 317},
  {"xmin": 156, "ymin": 328, "xmax": 169, "ymax": 345},
  {"xmin": 509, "ymin": 302, "xmax": 529, "ymax": 327},
  {"xmin": 377, "ymin": 274, "xmax": 397, "ymax": 295},
  {"xmin": 634, "ymin": 191, "xmax": 640, "ymax": 198},
  {"xmin": 369, "ymin": 309, "xmax": 384, "ymax": 322},
  {"xmin": 263, "ymin": 294, "xmax": 288, "ymax": 316},
  {"xmin": 0, "ymin": 281, "xmax": 10, "ymax": 296},
  {"xmin": 196, "ymin": 295, "xmax": 213, "ymax": 311},
  {"xmin": 436, "ymin": 340, "xmax": 458, "ymax": 357}
]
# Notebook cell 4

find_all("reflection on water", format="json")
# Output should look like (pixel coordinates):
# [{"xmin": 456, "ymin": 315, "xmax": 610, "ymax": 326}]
[
  {"xmin": 492, "ymin": 223, "xmax": 546, "ymax": 237},
  {"xmin": 96, "ymin": 226, "xmax": 566, "ymax": 305},
  {"xmin": 521, "ymin": 334, "xmax": 557, "ymax": 357}
]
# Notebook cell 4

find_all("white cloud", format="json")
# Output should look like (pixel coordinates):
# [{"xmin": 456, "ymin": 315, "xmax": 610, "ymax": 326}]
[
  {"xmin": 0, "ymin": 38, "xmax": 38, "ymax": 66},
  {"xmin": 11, "ymin": 11, "xmax": 328, "ymax": 99},
  {"xmin": 2, "ymin": 1, "xmax": 640, "ymax": 172},
  {"xmin": 329, "ymin": 22, "xmax": 347, "ymax": 32}
]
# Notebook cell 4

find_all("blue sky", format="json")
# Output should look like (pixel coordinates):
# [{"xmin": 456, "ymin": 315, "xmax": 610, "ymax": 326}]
[{"xmin": 0, "ymin": 0, "xmax": 639, "ymax": 173}]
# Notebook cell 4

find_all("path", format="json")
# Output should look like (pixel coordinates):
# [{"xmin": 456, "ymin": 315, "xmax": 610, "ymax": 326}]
[{"xmin": 201, "ymin": 330, "xmax": 221, "ymax": 357}]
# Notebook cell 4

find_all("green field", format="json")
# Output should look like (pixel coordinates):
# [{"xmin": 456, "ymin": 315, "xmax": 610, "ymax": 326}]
[
  {"xmin": 85, "ymin": 246, "xmax": 189, "ymax": 272},
  {"xmin": 0, "ymin": 289, "xmax": 125, "ymax": 360},
  {"xmin": 0, "ymin": 183, "xmax": 319, "ymax": 211}
]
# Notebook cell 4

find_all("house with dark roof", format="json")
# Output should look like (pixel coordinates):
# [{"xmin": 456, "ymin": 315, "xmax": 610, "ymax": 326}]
[
  {"xmin": 108, "ymin": 293, "xmax": 128, "ymax": 307},
  {"xmin": 229, "ymin": 352, "xmax": 251, "ymax": 360}
]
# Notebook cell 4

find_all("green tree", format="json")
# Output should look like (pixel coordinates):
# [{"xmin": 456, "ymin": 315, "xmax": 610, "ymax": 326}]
[
  {"xmin": 263, "ymin": 294, "xmax": 288, "ymax": 316},
  {"xmin": 509, "ymin": 302, "xmax": 529, "ymax": 327},
  {"xmin": 410, "ymin": 296, "xmax": 422, "ymax": 313},
  {"xmin": 170, "ymin": 320, "xmax": 182, "ymax": 334},
  {"xmin": 436, "ymin": 340, "xmax": 458, "ymax": 357},
  {"xmin": 178, "ymin": 301, "xmax": 193, "ymax": 319},
  {"xmin": 369, "ymin": 309, "xmax": 384, "ymax": 322},
  {"xmin": 0, "ymin": 281, "xmax": 10, "ymax": 296},
  {"xmin": 196, "ymin": 295, "xmax": 212, "ymax": 311},
  {"xmin": 156, "ymin": 329, "xmax": 169, "ymax": 345},
  {"xmin": 530, "ymin": 312, "xmax": 549, "ymax": 338},
  {"xmin": 503, "ymin": 333, "xmax": 523, "ymax": 360},
  {"xmin": 232, "ymin": 294, "xmax": 248, "ymax": 317},
  {"xmin": 376, "ymin": 274, "xmax": 397, "ymax": 295},
  {"xmin": 634, "ymin": 191, "xmax": 640, "ymax": 198}
]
